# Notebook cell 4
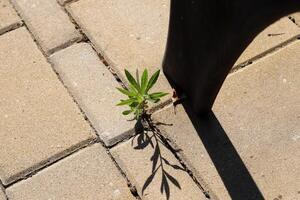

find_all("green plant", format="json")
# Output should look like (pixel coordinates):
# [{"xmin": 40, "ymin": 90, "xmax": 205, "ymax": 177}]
[{"xmin": 116, "ymin": 69, "xmax": 168, "ymax": 119}]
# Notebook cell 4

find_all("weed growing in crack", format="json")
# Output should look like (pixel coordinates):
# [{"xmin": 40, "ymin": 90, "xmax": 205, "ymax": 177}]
[
  {"xmin": 116, "ymin": 69, "xmax": 168, "ymax": 120},
  {"xmin": 117, "ymin": 69, "xmax": 183, "ymax": 199}
]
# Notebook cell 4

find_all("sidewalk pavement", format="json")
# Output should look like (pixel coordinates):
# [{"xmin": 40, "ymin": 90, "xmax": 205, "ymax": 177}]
[{"xmin": 0, "ymin": 0, "xmax": 299, "ymax": 199}]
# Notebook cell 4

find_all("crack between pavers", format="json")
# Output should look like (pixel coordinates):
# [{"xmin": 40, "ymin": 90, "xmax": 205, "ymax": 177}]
[
  {"xmin": 0, "ymin": 21, "xmax": 23, "ymax": 37},
  {"xmin": 4, "ymin": 137, "xmax": 98, "ymax": 187},
  {"xmin": 148, "ymin": 113, "xmax": 215, "ymax": 200},
  {"xmin": 0, "ymin": 181, "xmax": 8, "ymax": 200},
  {"xmin": 230, "ymin": 34, "xmax": 300, "ymax": 74}
]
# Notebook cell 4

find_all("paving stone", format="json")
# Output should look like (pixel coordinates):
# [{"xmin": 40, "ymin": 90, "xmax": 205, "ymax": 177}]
[
  {"xmin": 0, "ymin": 188, "xmax": 6, "ymax": 200},
  {"xmin": 153, "ymin": 41, "xmax": 300, "ymax": 199},
  {"xmin": 57, "ymin": 0, "xmax": 71, "ymax": 5},
  {"xmin": 291, "ymin": 12, "xmax": 300, "ymax": 26},
  {"xmin": 67, "ymin": 0, "xmax": 172, "ymax": 98},
  {"xmin": 0, "ymin": 27, "xmax": 96, "ymax": 185},
  {"xmin": 235, "ymin": 18, "xmax": 300, "ymax": 66},
  {"xmin": 0, "ymin": 0, "xmax": 22, "ymax": 35},
  {"xmin": 50, "ymin": 43, "xmax": 135, "ymax": 147},
  {"xmin": 11, "ymin": 0, "xmax": 81, "ymax": 55},
  {"xmin": 6, "ymin": 143, "xmax": 135, "ymax": 200},
  {"xmin": 68, "ymin": 1, "xmax": 299, "ymax": 70},
  {"xmin": 111, "ymin": 135, "xmax": 207, "ymax": 200}
]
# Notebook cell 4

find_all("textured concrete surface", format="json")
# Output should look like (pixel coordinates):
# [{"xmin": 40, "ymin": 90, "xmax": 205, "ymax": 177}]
[
  {"xmin": 235, "ymin": 18, "xmax": 300, "ymax": 66},
  {"xmin": 0, "ymin": 27, "xmax": 96, "ymax": 185},
  {"xmin": 67, "ymin": 0, "xmax": 172, "ymax": 97},
  {"xmin": 6, "ymin": 143, "xmax": 135, "ymax": 200},
  {"xmin": 0, "ymin": 188, "xmax": 6, "ymax": 200},
  {"xmin": 111, "ymin": 136, "xmax": 207, "ymax": 200},
  {"xmin": 0, "ymin": 0, "xmax": 21, "ymax": 35},
  {"xmin": 57, "ymin": 0, "xmax": 71, "ymax": 5},
  {"xmin": 50, "ymin": 43, "xmax": 135, "ymax": 147},
  {"xmin": 292, "ymin": 12, "xmax": 300, "ymax": 26},
  {"xmin": 154, "ymin": 41, "xmax": 300, "ymax": 200},
  {"xmin": 11, "ymin": 0, "xmax": 81, "ymax": 55}
]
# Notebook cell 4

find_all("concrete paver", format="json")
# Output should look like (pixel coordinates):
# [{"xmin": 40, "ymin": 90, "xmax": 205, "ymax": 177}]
[
  {"xmin": 11, "ymin": 0, "xmax": 81, "ymax": 55},
  {"xmin": 235, "ymin": 17, "xmax": 300, "ymax": 66},
  {"xmin": 57, "ymin": 0, "xmax": 71, "ymax": 5},
  {"xmin": 68, "ymin": 0, "xmax": 300, "ymax": 70},
  {"xmin": 50, "ymin": 43, "xmax": 135, "ymax": 147},
  {"xmin": 6, "ymin": 143, "xmax": 135, "ymax": 200},
  {"xmin": 111, "ymin": 135, "xmax": 207, "ymax": 200},
  {"xmin": 0, "ymin": 0, "xmax": 21, "ymax": 35},
  {"xmin": 154, "ymin": 41, "xmax": 300, "ymax": 199},
  {"xmin": 0, "ymin": 188, "xmax": 6, "ymax": 200},
  {"xmin": 67, "ymin": 0, "xmax": 172, "ymax": 98},
  {"xmin": 0, "ymin": 27, "xmax": 96, "ymax": 185},
  {"xmin": 291, "ymin": 12, "xmax": 300, "ymax": 26}
]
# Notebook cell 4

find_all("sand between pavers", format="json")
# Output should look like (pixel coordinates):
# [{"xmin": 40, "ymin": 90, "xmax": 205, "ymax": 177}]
[
  {"xmin": 6, "ymin": 143, "xmax": 135, "ymax": 200},
  {"xmin": 0, "ymin": 27, "xmax": 96, "ymax": 185}
]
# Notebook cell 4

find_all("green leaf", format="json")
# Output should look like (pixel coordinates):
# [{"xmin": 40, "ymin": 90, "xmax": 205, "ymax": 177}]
[
  {"xmin": 116, "ymin": 99, "xmax": 134, "ymax": 106},
  {"xmin": 129, "ymin": 102, "xmax": 138, "ymax": 108},
  {"xmin": 125, "ymin": 70, "xmax": 140, "ymax": 92},
  {"xmin": 149, "ymin": 92, "xmax": 168, "ymax": 99},
  {"xmin": 146, "ymin": 69, "xmax": 160, "ymax": 93},
  {"xmin": 136, "ymin": 69, "xmax": 140, "ymax": 88},
  {"xmin": 122, "ymin": 110, "xmax": 133, "ymax": 115},
  {"xmin": 140, "ymin": 69, "xmax": 148, "ymax": 93},
  {"xmin": 116, "ymin": 87, "xmax": 133, "ymax": 96}
]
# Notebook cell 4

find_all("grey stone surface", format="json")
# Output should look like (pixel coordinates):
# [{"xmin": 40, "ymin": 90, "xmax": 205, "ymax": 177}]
[
  {"xmin": 111, "ymin": 136, "xmax": 207, "ymax": 200},
  {"xmin": 67, "ymin": 0, "xmax": 172, "ymax": 99},
  {"xmin": 50, "ymin": 43, "xmax": 135, "ymax": 147},
  {"xmin": 11, "ymin": 0, "xmax": 81, "ymax": 55},
  {"xmin": 0, "ymin": 0, "xmax": 22, "ymax": 35},
  {"xmin": 234, "ymin": 18, "xmax": 300, "ymax": 66},
  {"xmin": 0, "ymin": 27, "xmax": 96, "ymax": 185},
  {"xmin": 153, "ymin": 41, "xmax": 300, "ymax": 199},
  {"xmin": 6, "ymin": 143, "xmax": 135, "ymax": 200}
]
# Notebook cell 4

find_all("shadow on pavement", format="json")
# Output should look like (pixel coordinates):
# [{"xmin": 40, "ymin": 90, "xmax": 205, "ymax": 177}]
[
  {"xmin": 132, "ymin": 116, "xmax": 184, "ymax": 200},
  {"xmin": 182, "ymin": 102, "xmax": 265, "ymax": 200}
]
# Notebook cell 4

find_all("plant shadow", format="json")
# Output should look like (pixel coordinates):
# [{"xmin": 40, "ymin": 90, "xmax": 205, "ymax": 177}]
[
  {"xmin": 182, "ymin": 101, "xmax": 265, "ymax": 200},
  {"xmin": 132, "ymin": 115, "xmax": 184, "ymax": 200}
]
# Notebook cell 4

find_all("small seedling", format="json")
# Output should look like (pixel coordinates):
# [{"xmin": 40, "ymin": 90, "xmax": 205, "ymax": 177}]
[{"xmin": 116, "ymin": 69, "xmax": 168, "ymax": 120}]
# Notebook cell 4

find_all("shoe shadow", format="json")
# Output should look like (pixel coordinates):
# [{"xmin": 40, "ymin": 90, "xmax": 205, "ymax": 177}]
[{"xmin": 182, "ymin": 102, "xmax": 265, "ymax": 200}]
